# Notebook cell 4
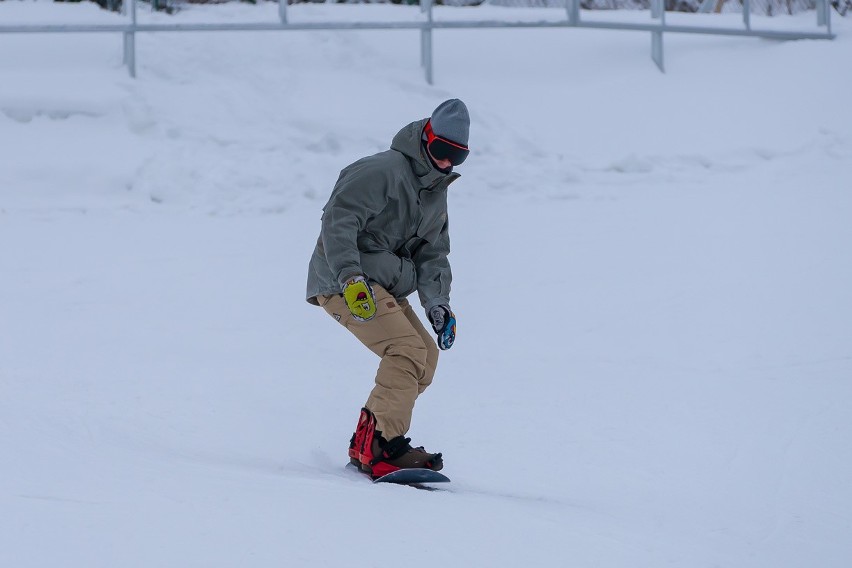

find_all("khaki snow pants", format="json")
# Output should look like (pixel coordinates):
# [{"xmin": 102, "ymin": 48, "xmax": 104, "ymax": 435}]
[{"xmin": 317, "ymin": 285, "xmax": 438, "ymax": 440}]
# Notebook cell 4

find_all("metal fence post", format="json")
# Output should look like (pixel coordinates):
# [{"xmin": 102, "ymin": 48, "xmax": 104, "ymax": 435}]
[
  {"xmin": 567, "ymin": 0, "xmax": 580, "ymax": 26},
  {"xmin": 827, "ymin": 0, "xmax": 832, "ymax": 35},
  {"xmin": 651, "ymin": 0, "xmax": 664, "ymax": 72},
  {"xmin": 422, "ymin": 0, "xmax": 433, "ymax": 85},
  {"xmin": 817, "ymin": 0, "xmax": 831, "ymax": 32},
  {"xmin": 124, "ymin": 0, "xmax": 137, "ymax": 77},
  {"xmin": 279, "ymin": 0, "xmax": 288, "ymax": 25},
  {"xmin": 420, "ymin": 0, "xmax": 426, "ymax": 67},
  {"xmin": 743, "ymin": 0, "xmax": 751, "ymax": 31}
]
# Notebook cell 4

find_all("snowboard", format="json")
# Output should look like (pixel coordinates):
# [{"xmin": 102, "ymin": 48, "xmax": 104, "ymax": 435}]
[{"xmin": 345, "ymin": 462, "xmax": 450, "ymax": 485}]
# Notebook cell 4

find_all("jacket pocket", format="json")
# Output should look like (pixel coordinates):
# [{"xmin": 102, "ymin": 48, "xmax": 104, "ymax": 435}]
[
  {"xmin": 360, "ymin": 250, "xmax": 417, "ymax": 300},
  {"xmin": 392, "ymin": 257, "xmax": 417, "ymax": 299}
]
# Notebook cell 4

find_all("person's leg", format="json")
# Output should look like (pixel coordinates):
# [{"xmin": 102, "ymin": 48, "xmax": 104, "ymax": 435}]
[
  {"xmin": 319, "ymin": 286, "xmax": 427, "ymax": 439},
  {"xmin": 401, "ymin": 300, "xmax": 439, "ymax": 395}
]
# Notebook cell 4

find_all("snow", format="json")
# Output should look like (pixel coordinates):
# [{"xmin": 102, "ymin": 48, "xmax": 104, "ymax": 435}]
[{"xmin": 2, "ymin": 2, "xmax": 852, "ymax": 567}]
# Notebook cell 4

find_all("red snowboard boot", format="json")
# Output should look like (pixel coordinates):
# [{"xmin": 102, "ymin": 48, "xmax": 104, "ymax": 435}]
[
  {"xmin": 348, "ymin": 408, "xmax": 373, "ymax": 466},
  {"xmin": 352, "ymin": 409, "xmax": 443, "ymax": 479}
]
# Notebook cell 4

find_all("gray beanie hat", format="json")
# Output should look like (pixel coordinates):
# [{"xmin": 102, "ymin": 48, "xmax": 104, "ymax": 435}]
[{"xmin": 430, "ymin": 99, "xmax": 470, "ymax": 147}]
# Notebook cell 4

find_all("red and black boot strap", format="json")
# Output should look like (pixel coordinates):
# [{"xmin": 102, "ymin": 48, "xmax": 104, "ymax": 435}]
[{"xmin": 371, "ymin": 435, "xmax": 412, "ymax": 464}]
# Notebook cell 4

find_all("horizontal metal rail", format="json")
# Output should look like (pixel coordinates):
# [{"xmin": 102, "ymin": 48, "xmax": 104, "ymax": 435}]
[{"xmin": 0, "ymin": 20, "xmax": 834, "ymax": 39}]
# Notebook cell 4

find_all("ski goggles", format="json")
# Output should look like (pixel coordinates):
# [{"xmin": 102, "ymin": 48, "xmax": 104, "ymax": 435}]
[{"xmin": 424, "ymin": 121, "xmax": 469, "ymax": 166}]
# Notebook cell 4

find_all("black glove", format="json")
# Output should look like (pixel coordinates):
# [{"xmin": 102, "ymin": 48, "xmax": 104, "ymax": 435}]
[{"xmin": 428, "ymin": 305, "xmax": 456, "ymax": 350}]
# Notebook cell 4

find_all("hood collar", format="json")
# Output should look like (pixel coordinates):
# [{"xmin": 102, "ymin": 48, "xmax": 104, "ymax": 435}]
[{"xmin": 391, "ymin": 118, "xmax": 459, "ymax": 188}]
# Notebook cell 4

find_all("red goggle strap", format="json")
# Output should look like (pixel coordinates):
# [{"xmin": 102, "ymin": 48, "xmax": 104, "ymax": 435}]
[{"xmin": 425, "ymin": 120, "xmax": 468, "ymax": 151}]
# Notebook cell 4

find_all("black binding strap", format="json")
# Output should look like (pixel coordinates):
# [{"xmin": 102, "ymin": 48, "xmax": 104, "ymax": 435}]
[{"xmin": 373, "ymin": 436, "xmax": 412, "ymax": 463}]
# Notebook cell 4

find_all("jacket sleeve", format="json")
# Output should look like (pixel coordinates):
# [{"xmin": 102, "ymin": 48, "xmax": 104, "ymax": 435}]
[
  {"xmin": 414, "ymin": 218, "xmax": 452, "ymax": 311},
  {"xmin": 321, "ymin": 162, "xmax": 391, "ymax": 287}
]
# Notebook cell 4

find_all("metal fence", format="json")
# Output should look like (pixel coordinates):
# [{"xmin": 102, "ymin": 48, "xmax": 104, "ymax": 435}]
[
  {"xmin": 0, "ymin": 0, "xmax": 836, "ymax": 83},
  {"xmin": 486, "ymin": 0, "xmax": 822, "ymax": 13}
]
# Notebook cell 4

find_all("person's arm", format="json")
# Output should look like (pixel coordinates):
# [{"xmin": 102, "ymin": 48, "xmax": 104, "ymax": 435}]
[
  {"xmin": 414, "ymin": 221, "xmax": 456, "ymax": 349},
  {"xmin": 414, "ymin": 217, "xmax": 451, "ymax": 312},
  {"xmin": 321, "ymin": 161, "xmax": 390, "ymax": 287}
]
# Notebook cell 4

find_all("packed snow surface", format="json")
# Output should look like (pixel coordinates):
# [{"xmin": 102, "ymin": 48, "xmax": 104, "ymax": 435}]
[{"xmin": 1, "ymin": 2, "xmax": 851, "ymax": 567}]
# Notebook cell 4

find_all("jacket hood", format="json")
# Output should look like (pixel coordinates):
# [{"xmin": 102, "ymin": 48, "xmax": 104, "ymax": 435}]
[{"xmin": 390, "ymin": 118, "xmax": 456, "ymax": 188}]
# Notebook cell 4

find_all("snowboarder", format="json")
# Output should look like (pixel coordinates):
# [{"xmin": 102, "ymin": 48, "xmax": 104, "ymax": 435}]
[{"xmin": 306, "ymin": 99, "xmax": 470, "ymax": 479}]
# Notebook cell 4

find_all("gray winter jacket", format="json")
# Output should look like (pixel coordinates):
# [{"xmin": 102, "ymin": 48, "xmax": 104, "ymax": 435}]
[{"xmin": 305, "ymin": 118, "xmax": 459, "ymax": 311}]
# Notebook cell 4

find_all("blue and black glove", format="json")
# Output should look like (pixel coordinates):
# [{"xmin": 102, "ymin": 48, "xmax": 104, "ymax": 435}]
[{"xmin": 428, "ymin": 305, "xmax": 456, "ymax": 350}]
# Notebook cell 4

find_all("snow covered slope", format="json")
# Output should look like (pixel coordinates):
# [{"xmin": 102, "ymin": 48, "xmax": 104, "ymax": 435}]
[{"xmin": 1, "ymin": 3, "xmax": 851, "ymax": 567}]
